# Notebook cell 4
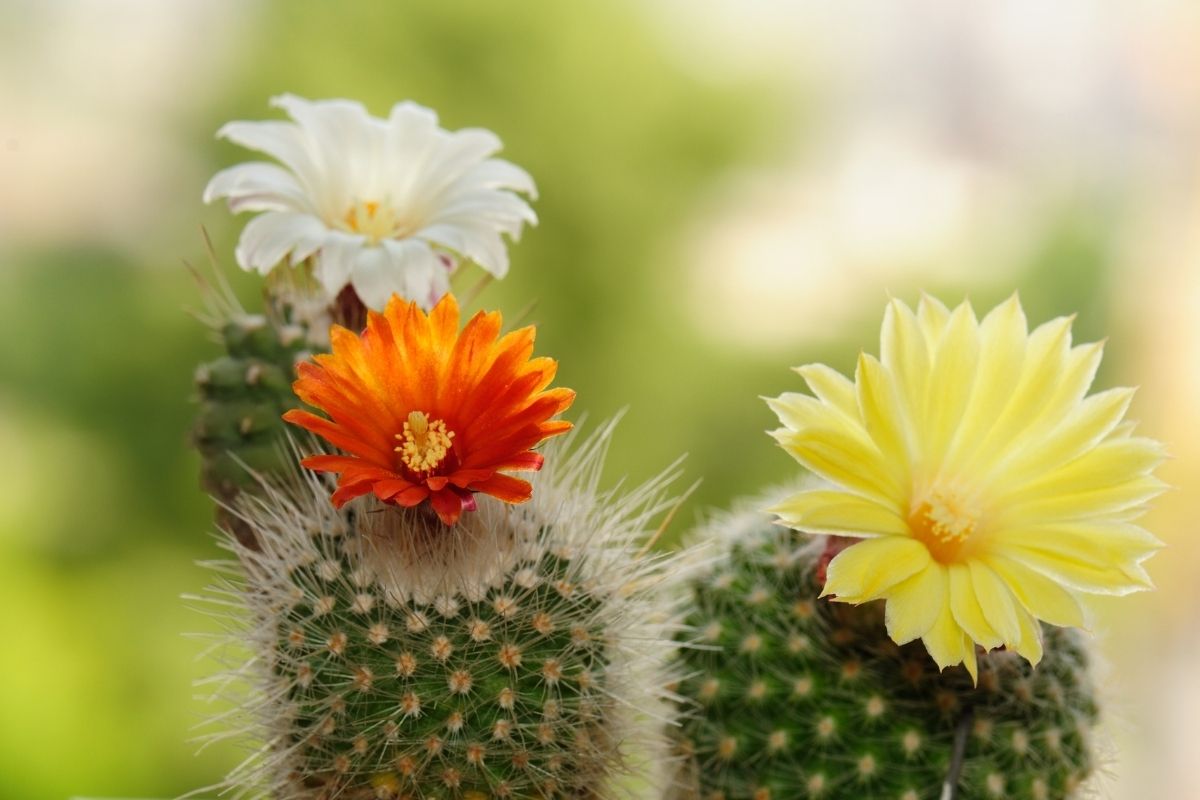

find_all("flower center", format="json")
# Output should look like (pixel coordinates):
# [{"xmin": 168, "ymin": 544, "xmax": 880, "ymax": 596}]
[
  {"xmin": 908, "ymin": 488, "xmax": 978, "ymax": 563},
  {"xmin": 342, "ymin": 199, "xmax": 410, "ymax": 244},
  {"xmin": 395, "ymin": 411, "xmax": 454, "ymax": 473}
]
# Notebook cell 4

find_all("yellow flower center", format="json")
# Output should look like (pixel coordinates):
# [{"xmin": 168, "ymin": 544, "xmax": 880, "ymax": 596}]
[
  {"xmin": 395, "ymin": 411, "xmax": 454, "ymax": 473},
  {"xmin": 341, "ymin": 199, "xmax": 412, "ymax": 244},
  {"xmin": 908, "ymin": 488, "xmax": 978, "ymax": 563}
]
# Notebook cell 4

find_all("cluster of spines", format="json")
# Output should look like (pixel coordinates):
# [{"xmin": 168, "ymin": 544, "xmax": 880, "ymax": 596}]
[{"xmin": 670, "ymin": 512, "xmax": 1099, "ymax": 800}]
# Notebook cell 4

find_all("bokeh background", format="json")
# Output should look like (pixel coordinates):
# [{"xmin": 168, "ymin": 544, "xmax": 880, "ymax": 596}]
[{"xmin": 1, "ymin": 1, "xmax": 1198, "ymax": 797}]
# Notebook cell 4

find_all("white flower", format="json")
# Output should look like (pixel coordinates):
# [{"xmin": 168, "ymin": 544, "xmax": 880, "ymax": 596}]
[{"xmin": 204, "ymin": 94, "xmax": 537, "ymax": 310}]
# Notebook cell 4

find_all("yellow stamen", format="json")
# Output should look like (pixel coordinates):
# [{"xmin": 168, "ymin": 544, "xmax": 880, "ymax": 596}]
[
  {"xmin": 341, "ymin": 198, "xmax": 410, "ymax": 244},
  {"xmin": 396, "ymin": 411, "xmax": 454, "ymax": 473},
  {"xmin": 909, "ymin": 488, "xmax": 978, "ymax": 563}
]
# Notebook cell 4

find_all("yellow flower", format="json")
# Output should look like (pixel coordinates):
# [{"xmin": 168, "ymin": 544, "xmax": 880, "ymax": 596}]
[{"xmin": 766, "ymin": 294, "xmax": 1165, "ymax": 680}]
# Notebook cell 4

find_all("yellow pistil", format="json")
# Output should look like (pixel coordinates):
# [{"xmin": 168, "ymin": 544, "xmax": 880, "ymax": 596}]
[
  {"xmin": 341, "ymin": 198, "xmax": 410, "ymax": 244},
  {"xmin": 909, "ymin": 488, "xmax": 978, "ymax": 563},
  {"xmin": 396, "ymin": 411, "xmax": 454, "ymax": 473}
]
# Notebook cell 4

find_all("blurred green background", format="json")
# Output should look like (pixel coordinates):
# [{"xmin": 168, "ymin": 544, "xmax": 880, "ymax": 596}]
[{"xmin": 2, "ymin": 1, "xmax": 1198, "ymax": 798}]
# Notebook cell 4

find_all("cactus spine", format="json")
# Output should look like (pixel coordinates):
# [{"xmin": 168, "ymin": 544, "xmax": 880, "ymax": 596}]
[
  {"xmin": 200, "ymin": 425, "xmax": 687, "ymax": 799},
  {"xmin": 670, "ymin": 505, "xmax": 1101, "ymax": 800}
]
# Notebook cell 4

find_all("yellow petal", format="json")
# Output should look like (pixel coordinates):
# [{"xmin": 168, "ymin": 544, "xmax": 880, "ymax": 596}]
[
  {"xmin": 917, "ymin": 293, "xmax": 951, "ymax": 347},
  {"xmin": 922, "ymin": 301, "xmax": 979, "ymax": 464},
  {"xmin": 880, "ymin": 298, "xmax": 930, "ymax": 425},
  {"xmin": 1109, "ymin": 420, "xmax": 1139, "ymax": 439},
  {"xmin": 772, "ymin": 426, "xmax": 901, "ymax": 506},
  {"xmin": 993, "ymin": 386, "xmax": 1135, "ymax": 489},
  {"xmin": 946, "ymin": 294, "xmax": 1026, "ymax": 471},
  {"xmin": 1008, "ymin": 474, "xmax": 1167, "ymax": 527},
  {"xmin": 997, "ymin": 532, "xmax": 1157, "ymax": 596},
  {"xmin": 794, "ymin": 363, "xmax": 861, "ymax": 423},
  {"xmin": 993, "ymin": 520, "xmax": 1162, "ymax": 569},
  {"xmin": 948, "ymin": 563, "xmax": 1002, "ymax": 649},
  {"xmin": 1010, "ymin": 605, "xmax": 1044, "ymax": 666},
  {"xmin": 884, "ymin": 563, "xmax": 947, "ymax": 644},
  {"xmin": 962, "ymin": 636, "xmax": 979, "ymax": 684},
  {"xmin": 766, "ymin": 391, "xmax": 869, "ymax": 443},
  {"xmin": 769, "ymin": 490, "xmax": 906, "ymax": 537},
  {"xmin": 922, "ymin": 600, "xmax": 969, "ymax": 674},
  {"xmin": 981, "ymin": 553, "xmax": 1086, "ymax": 629},
  {"xmin": 971, "ymin": 315, "xmax": 1073, "ymax": 464},
  {"xmin": 856, "ymin": 352, "xmax": 911, "ymax": 467},
  {"xmin": 1009, "ymin": 436, "xmax": 1166, "ymax": 505},
  {"xmin": 966, "ymin": 560, "xmax": 1021, "ymax": 645},
  {"xmin": 822, "ymin": 536, "xmax": 932, "ymax": 603},
  {"xmin": 1021, "ymin": 340, "xmax": 1104, "ymax": 442}
]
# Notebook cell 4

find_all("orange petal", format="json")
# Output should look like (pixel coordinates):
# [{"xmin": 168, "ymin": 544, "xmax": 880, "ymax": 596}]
[
  {"xmin": 473, "ymin": 473, "xmax": 533, "ymax": 504},
  {"xmin": 331, "ymin": 480, "xmax": 374, "ymax": 507},
  {"xmin": 392, "ymin": 484, "xmax": 431, "ymax": 507},
  {"xmin": 372, "ymin": 478, "xmax": 419, "ymax": 502},
  {"xmin": 284, "ymin": 410, "xmax": 393, "ymax": 465},
  {"xmin": 429, "ymin": 487, "xmax": 466, "ymax": 525}
]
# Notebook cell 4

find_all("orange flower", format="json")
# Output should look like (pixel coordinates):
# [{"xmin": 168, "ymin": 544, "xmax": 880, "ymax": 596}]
[{"xmin": 283, "ymin": 294, "xmax": 575, "ymax": 525}]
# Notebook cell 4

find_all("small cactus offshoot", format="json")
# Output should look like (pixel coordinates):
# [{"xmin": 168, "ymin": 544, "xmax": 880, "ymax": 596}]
[
  {"xmin": 670, "ymin": 505, "xmax": 1101, "ymax": 800},
  {"xmin": 197, "ymin": 423, "xmax": 689, "ymax": 800},
  {"xmin": 189, "ymin": 256, "xmax": 329, "ymax": 547},
  {"xmin": 193, "ymin": 312, "xmax": 312, "ymax": 500}
]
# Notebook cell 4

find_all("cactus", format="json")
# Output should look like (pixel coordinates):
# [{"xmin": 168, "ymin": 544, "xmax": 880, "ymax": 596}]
[
  {"xmin": 188, "ymin": 257, "xmax": 329, "ymax": 547},
  {"xmin": 193, "ymin": 312, "xmax": 312, "ymax": 499},
  {"xmin": 670, "ymin": 504, "xmax": 1101, "ymax": 800},
  {"xmin": 199, "ymin": 424, "xmax": 688, "ymax": 799}
]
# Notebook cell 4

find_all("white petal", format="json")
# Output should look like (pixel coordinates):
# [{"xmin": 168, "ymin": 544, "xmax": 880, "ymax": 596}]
[
  {"xmin": 383, "ymin": 102, "xmax": 443, "ymax": 204},
  {"xmin": 203, "ymin": 161, "xmax": 310, "ymax": 213},
  {"xmin": 313, "ymin": 232, "xmax": 364, "ymax": 298},
  {"xmin": 429, "ymin": 128, "xmax": 503, "ymax": 182},
  {"xmin": 468, "ymin": 158, "xmax": 538, "ymax": 199},
  {"xmin": 234, "ymin": 212, "xmax": 327, "ymax": 274},
  {"xmin": 274, "ymin": 94, "xmax": 378, "ymax": 213},
  {"xmin": 345, "ymin": 239, "xmax": 443, "ymax": 310},
  {"xmin": 418, "ymin": 221, "xmax": 508, "ymax": 278},
  {"xmin": 387, "ymin": 100, "xmax": 441, "ymax": 137},
  {"xmin": 382, "ymin": 238, "xmax": 444, "ymax": 308},
  {"xmin": 215, "ymin": 120, "xmax": 320, "ymax": 193},
  {"xmin": 432, "ymin": 192, "xmax": 538, "ymax": 229}
]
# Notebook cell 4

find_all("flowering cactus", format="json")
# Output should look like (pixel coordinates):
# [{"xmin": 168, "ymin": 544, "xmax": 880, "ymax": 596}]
[
  {"xmin": 200, "ymin": 421, "xmax": 687, "ymax": 800},
  {"xmin": 194, "ymin": 292, "xmax": 688, "ymax": 799},
  {"xmin": 670, "ymin": 295, "xmax": 1163, "ymax": 799}
]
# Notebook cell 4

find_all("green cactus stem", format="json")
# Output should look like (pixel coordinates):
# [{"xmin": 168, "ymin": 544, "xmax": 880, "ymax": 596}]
[{"xmin": 670, "ymin": 506, "xmax": 1101, "ymax": 800}]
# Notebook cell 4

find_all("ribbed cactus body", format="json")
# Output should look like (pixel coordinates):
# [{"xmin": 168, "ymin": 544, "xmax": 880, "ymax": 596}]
[
  {"xmin": 193, "ymin": 314, "xmax": 310, "ymax": 501},
  {"xmin": 203, "ymin": 426, "xmax": 685, "ymax": 799},
  {"xmin": 671, "ymin": 510, "xmax": 1099, "ymax": 800},
  {"xmin": 275, "ymin": 518, "xmax": 617, "ymax": 798}
]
